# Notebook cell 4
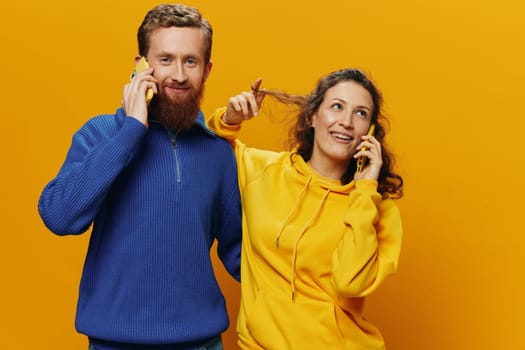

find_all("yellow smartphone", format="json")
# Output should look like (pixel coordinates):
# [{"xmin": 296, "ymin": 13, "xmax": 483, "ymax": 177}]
[
  {"xmin": 356, "ymin": 124, "xmax": 376, "ymax": 172},
  {"xmin": 131, "ymin": 57, "xmax": 154, "ymax": 104}
]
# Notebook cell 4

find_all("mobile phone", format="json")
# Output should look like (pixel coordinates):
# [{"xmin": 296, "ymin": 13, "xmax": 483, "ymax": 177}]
[
  {"xmin": 131, "ymin": 57, "xmax": 154, "ymax": 104},
  {"xmin": 356, "ymin": 124, "xmax": 376, "ymax": 173}
]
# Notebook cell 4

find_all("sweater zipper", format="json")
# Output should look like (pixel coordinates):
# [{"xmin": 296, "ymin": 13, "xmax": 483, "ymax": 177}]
[{"xmin": 171, "ymin": 131, "xmax": 181, "ymax": 183}]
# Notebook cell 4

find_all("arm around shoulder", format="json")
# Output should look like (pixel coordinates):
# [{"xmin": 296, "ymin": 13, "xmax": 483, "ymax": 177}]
[{"xmin": 207, "ymin": 107, "xmax": 242, "ymax": 145}]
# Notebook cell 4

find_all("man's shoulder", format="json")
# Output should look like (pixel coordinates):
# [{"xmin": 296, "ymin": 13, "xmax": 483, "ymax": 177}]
[
  {"xmin": 204, "ymin": 131, "xmax": 235, "ymax": 151},
  {"xmin": 82, "ymin": 109, "xmax": 125, "ymax": 129},
  {"xmin": 74, "ymin": 109, "xmax": 128, "ymax": 142},
  {"xmin": 193, "ymin": 116, "xmax": 234, "ymax": 150}
]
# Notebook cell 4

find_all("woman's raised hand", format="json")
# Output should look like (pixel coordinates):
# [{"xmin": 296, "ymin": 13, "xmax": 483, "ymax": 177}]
[{"xmin": 223, "ymin": 78, "xmax": 266, "ymax": 125}]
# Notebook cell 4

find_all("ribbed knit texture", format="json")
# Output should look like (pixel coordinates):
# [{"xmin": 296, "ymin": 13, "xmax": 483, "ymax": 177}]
[{"xmin": 38, "ymin": 108, "xmax": 241, "ymax": 348}]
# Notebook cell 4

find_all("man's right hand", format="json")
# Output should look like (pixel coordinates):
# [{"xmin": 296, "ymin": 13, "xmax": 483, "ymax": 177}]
[{"xmin": 122, "ymin": 67, "xmax": 157, "ymax": 127}]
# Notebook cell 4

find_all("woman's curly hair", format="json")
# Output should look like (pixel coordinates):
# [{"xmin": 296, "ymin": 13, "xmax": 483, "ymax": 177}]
[{"xmin": 260, "ymin": 68, "xmax": 403, "ymax": 198}]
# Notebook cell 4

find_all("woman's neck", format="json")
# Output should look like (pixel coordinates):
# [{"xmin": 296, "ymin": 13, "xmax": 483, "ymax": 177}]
[{"xmin": 307, "ymin": 155, "xmax": 348, "ymax": 181}]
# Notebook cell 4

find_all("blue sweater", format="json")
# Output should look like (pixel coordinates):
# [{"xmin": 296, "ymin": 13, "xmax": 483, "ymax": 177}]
[{"xmin": 38, "ymin": 108, "xmax": 242, "ymax": 348}]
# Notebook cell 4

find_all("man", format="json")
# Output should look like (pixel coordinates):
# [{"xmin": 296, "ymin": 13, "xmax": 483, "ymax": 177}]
[{"xmin": 38, "ymin": 4, "xmax": 241, "ymax": 350}]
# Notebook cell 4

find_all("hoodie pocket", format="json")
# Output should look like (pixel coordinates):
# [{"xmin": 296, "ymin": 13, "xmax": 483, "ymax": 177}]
[{"xmin": 245, "ymin": 291, "xmax": 346, "ymax": 350}]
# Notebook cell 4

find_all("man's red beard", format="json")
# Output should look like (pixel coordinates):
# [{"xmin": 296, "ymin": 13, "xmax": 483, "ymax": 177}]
[{"xmin": 148, "ymin": 79, "xmax": 204, "ymax": 131}]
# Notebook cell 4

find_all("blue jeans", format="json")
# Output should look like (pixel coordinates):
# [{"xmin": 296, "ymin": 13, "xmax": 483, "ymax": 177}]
[
  {"xmin": 88, "ymin": 336, "xmax": 223, "ymax": 350},
  {"xmin": 198, "ymin": 336, "xmax": 223, "ymax": 350}
]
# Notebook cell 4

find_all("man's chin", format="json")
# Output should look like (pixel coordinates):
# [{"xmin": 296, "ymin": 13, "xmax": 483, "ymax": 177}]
[{"xmin": 149, "ymin": 96, "xmax": 200, "ymax": 131}]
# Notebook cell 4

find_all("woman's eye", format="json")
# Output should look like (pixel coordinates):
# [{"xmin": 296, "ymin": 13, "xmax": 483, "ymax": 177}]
[
  {"xmin": 356, "ymin": 110, "xmax": 368, "ymax": 118},
  {"xmin": 331, "ymin": 103, "xmax": 343, "ymax": 110}
]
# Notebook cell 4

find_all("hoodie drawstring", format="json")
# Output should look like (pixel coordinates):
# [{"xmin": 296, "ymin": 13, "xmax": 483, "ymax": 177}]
[
  {"xmin": 275, "ymin": 176, "xmax": 331, "ymax": 301},
  {"xmin": 290, "ymin": 189, "xmax": 330, "ymax": 301},
  {"xmin": 275, "ymin": 176, "xmax": 312, "ymax": 247}
]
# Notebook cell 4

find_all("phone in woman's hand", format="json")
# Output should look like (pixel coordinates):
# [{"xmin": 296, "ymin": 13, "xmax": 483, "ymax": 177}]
[{"xmin": 356, "ymin": 124, "xmax": 376, "ymax": 172}]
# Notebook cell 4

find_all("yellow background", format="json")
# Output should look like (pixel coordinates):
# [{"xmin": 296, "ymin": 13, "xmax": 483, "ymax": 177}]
[{"xmin": 1, "ymin": 0, "xmax": 522, "ymax": 349}]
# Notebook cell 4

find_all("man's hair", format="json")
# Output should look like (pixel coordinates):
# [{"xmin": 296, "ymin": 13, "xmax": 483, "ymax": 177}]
[{"xmin": 137, "ymin": 4, "xmax": 213, "ymax": 63}]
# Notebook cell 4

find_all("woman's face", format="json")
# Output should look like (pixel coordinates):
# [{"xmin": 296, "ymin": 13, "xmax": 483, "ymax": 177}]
[{"xmin": 310, "ymin": 80, "xmax": 374, "ymax": 177}]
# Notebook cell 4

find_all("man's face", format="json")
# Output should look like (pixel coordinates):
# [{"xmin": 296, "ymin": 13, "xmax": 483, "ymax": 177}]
[{"xmin": 146, "ymin": 26, "xmax": 212, "ymax": 130}]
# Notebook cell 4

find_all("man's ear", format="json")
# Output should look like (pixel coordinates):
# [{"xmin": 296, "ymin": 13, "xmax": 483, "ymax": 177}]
[{"xmin": 202, "ymin": 61, "xmax": 213, "ymax": 82}]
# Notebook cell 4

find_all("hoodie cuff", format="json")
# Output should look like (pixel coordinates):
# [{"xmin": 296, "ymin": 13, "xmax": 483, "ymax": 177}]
[{"xmin": 355, "ymin": 179, "xmax": 379, "ymax": 193}]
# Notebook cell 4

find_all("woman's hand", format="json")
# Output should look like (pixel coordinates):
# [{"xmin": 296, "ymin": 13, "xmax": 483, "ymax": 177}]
[
  {"xmin": 222, "ymin": 78, "xmax": 266, "ymax": 125},
  {"xmin": 353, "ymin": 134, "xmax": 382, "ymax": 181}
]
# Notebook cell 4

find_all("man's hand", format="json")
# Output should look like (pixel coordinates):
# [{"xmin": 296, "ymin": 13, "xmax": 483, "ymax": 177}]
[{"xmin": 122, "ymin": 67, "xmax": 157, "ymax": 127}]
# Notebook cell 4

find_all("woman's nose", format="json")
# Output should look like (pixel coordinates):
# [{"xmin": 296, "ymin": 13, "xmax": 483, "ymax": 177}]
[{"xmin": 339, "ymin": 113, "xmax": 353, "ymax": 128}]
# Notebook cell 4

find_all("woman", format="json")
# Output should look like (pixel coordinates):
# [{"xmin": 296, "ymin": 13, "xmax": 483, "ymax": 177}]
[{"xmin": 207, "ymin": 68, "xmax": 404, "ymax": 349}]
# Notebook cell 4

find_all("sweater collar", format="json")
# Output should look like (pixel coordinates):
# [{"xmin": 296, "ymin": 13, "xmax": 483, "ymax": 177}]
[
  {"xmin": 116, "ymin": 108, "xmax": 216, "ymax": 136},
  {"xmin": 193, "ymin": 111, "xmax": 215, "ymax": 136},
  {"xmin": 157, "ymin": 111, "xmax": 216, "ymax": 137}
]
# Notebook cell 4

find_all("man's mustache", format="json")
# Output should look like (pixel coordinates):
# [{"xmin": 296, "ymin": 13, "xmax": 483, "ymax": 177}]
[{"xmin": 162, "ymin": 81, "xmax": 191, "ymax": 89}]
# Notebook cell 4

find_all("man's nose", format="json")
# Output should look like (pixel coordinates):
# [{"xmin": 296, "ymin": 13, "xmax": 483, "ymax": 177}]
[{"xmin": 171, "ymin": 63, "xmax": 188, "ymax": 83}]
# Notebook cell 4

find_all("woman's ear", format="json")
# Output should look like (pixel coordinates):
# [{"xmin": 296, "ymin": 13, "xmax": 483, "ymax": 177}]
[{"xmin": 309, "ymin": 113, "xmax": 317, "ymax": 128}]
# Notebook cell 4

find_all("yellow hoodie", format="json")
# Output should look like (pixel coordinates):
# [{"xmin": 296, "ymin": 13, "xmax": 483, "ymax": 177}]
[{"xmin": 208, "ymin": 108, "xmax": 403, "ymax": 350}]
